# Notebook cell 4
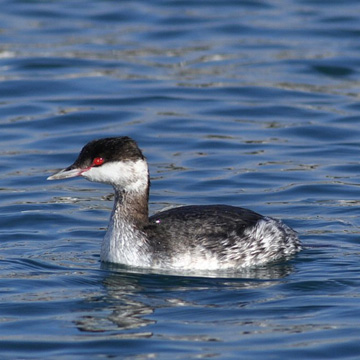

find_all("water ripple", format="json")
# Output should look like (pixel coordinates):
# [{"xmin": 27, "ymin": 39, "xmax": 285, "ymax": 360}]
[{"xmin": 1, "ymin": 0, "xmax": 360, "ymax": 358}]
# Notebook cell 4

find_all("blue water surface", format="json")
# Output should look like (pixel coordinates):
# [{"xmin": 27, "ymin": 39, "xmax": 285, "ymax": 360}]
[{"xmin": 1, "ymin": 0, "xmax": 360, "ymax": 358}]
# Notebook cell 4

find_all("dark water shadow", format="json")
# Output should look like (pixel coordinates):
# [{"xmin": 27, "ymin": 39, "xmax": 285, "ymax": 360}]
[{"xmin": 75, "ymin": 260, "xmax": 297, "ymax": 334}]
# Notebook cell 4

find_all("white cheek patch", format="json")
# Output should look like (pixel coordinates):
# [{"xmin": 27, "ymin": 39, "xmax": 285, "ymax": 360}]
[{"xmin": 82, "ymin": 159, "xmax": 148, "ymax": 192}]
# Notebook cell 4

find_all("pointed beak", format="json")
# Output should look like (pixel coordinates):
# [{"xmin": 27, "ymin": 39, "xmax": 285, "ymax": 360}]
[{"xmin": 47, "ymin": 167, "xmax": 83, "ymax": 181}]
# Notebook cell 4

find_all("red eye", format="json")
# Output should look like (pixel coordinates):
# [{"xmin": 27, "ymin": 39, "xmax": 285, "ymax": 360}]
[{"xmin": 92, "ymin": 157, "xmax": 104, "ymax": 166}]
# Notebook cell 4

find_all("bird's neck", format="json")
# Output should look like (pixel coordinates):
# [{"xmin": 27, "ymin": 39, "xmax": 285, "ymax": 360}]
[
  {"xmin": 100, "ymin": 185, "xmax": 151, "ymax": 266},
  {"xmin": 114, "ymin": 186, "xmax": 149, "ymax": 227}
]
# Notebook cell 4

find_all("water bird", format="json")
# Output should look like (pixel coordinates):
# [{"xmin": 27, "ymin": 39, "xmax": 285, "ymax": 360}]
[{"xmin": 48, "ymin": 137, "xmax": 301, "ymax": 270}]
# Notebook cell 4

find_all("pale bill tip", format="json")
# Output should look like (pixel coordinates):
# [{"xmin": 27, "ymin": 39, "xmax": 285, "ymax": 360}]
[{"xmin": 47, "ymin": 168, "xmax": 82, "ymax": 181}]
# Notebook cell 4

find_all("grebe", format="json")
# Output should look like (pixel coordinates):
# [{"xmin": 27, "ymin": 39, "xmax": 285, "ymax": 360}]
[{"xmin": 47, "ymin": 137, "xmax": 301, "ymax": 270}]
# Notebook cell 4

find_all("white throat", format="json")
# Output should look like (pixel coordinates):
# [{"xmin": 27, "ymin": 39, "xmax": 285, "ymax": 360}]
[
  {"xmin": 100, "ymin": 208, "xmax": 151, "ymax": 266},
  {"xmin": 87, "ymin": 158, "xmax": 151, "ymax": 266},
  {"xmin": 82, "ymin": 159, "xmax": 149, "ymax": 192}
]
